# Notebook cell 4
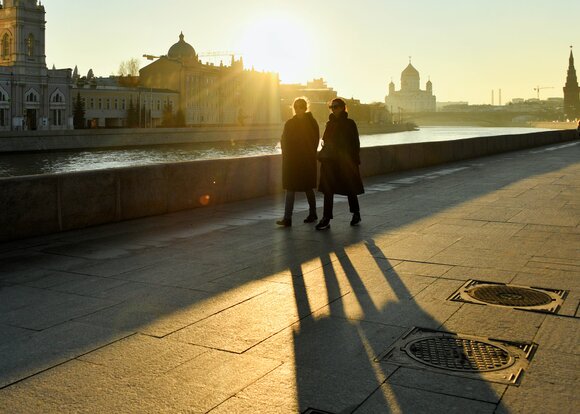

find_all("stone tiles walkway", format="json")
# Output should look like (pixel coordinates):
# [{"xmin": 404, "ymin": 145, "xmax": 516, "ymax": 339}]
[{"xmin": 0, "ymin": 141, "xmax": 579, "ymax": 413}]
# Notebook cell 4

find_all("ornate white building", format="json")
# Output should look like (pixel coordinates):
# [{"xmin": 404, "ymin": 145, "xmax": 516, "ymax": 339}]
[
  {"xmin": 0, "ymin": 0, "xmax": 72, "ymax": 130},
  {"xmin": 385, "ymin": 60, "xmax": 436, "ymax": 114}
]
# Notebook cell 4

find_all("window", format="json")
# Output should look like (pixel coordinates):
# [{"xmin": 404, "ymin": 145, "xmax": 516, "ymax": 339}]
[
  {"xmin": 98, "ymin": 98, "xmax": 102, "ymax": 109},
  {"xmin": 122, "ymin": 98, "xmax": 126, "ymax": 110},
  {"xmin": 51, "ymin": 109, "xmax": 63, "ymax": 126},
  {"xmin": 50, "ymin": 91, "xmax": 64, "ymax": 103},
  {"xmin": 26, "ymin": 34, "xmax": 34, "ymax": 57},
  {"xmin": 25, "ymin": 91, "xmax": 38, "ymax": 102},
  {"xmin": 0, "ymin": 108, "xmax": 5, "ymax": 126},
  {"xmin": 1, "ymin": 33, "xmax": 10, "ymax": 60},
  {"xmin": 114, "ymin": 98, "xmax": 118, "ymax": 110},
  {"xmin": 106, "ymin": 98, "xmax": 110, "ymax": 110},
  {"xmin": 90, "ymin": 98, "xmax": 94, "ymax": 109}
]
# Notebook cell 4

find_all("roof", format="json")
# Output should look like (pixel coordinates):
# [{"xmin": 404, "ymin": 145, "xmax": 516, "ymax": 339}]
[{"xmin": 168, "ymin": 32, "xmax": 196, "ymax": 60}]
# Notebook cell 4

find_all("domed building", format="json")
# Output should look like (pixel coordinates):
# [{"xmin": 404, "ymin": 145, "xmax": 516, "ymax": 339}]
[
  {"xmin": 385, "ymin": 60, "xmax": 436, "ymax": 114},
  {"xmin": 140, "ymin": 32, "xmax": 281, "ymax": 126}
]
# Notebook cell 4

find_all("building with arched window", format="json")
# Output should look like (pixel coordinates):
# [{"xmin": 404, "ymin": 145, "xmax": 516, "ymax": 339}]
[{"xmin": 0, "ymin": 0, "xmax": 72, "ymax": 130}]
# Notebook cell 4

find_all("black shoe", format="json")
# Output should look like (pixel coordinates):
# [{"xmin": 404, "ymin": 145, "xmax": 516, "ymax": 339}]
[
  {"xmin": 304, "ymin": 213, "xmax": 318, "ymax": 223},
  {"xmin": 276, "ymin": 218, "xmax": 292, "ymax": 227},
  {"xmin": 350, "ymin": 212, "xmax": 361, "ymax": 226},
  {"xmin": 315, "ymin": 217, "xmax": 331, "ymax": 230}
]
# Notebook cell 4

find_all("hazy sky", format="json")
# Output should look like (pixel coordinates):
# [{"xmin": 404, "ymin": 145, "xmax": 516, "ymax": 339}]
[{"xmin": 45, "ymin": 0, "xmax": 579, "ymax": 105}]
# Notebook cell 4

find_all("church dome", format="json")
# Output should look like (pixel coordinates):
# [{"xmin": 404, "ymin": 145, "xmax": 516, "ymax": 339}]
[
  {"xmin": 168, "ymin": 32, "xmax": 196, "ymax": 60},
  {"xmin": 402, "ymin": 63, "xmax": 419, "ymax": 77}
]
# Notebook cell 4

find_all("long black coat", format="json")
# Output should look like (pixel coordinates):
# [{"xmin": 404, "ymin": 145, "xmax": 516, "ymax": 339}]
[
  {"xmin": 318, "ymin": 111, "xmax": 365, "ymax": 196},
  {"xmin": 281, "ymin": 112, "xmax": 320, "ymax": 191}
]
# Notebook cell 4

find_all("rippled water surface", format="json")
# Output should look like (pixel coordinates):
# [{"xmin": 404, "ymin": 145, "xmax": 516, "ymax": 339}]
[{"xmin": 0, "ymin": 126, "xmax": 550, "ymax": 177}]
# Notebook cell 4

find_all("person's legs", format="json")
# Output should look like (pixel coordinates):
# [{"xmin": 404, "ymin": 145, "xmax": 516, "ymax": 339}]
[
  {"xmin": 276, "ymin": 191, "xmax": 295, "ymax": 226},
  {"xmin": 303, "ymin": 189, "xmax": 318, "ymax": 223},
  {"xmin": 347, "ymin": 195, "xmax": 360, "ymax": 213},
  {"xmin": 348, "ymin": 194, "xmax": 361, "ymax": 226},
  {"xmin": 316, "ymin": 192, "xmax": 333, "ymax": 230},
  {"xmin": 305, "ymin": 189, "xmax": 316, "ymax": 214},
  {"xmin": 284, "ymin": 190, "xmax": 296, "ymax": 219},
  {"xmin": 323, "ymin": 192, "xmax": 334, "ymax": 219}
]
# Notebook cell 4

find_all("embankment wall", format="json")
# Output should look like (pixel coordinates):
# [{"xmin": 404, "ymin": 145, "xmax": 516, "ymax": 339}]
[{"xmin": 0, "ymin": 129, "xmax": 576, "ymax": 242}]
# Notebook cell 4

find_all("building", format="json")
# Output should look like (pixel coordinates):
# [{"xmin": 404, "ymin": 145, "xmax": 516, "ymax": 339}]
[
  {"xmin": 563, "ymin": 47, "xmax": 580, "ymax": 119},
  {"xmin": 280, "ymin": 78, "xmax": 338, "ymax": 122},
  {"xmin": 73, "ymin": 72, "xmax": 179, "ymax": 128},
  {"xmin": 0, "ymin": 0, "xmax": 72, "ymax": 131},
  {"xmin": 139, "ymin": 33, "xmax": 281, "ymax": 126},
  {"xmin": 385, "ymin": 60, "xmax": 436, "ymax": 114}
]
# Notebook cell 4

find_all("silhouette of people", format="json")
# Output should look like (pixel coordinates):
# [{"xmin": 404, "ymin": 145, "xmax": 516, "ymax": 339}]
[
  {"xmin": 316, "ymin": 98, "xmax": 364, "ymax": 230},
  {"xmin": 577, "ymin": 120, "xmax": 580, "ymax": 139},
  {"xmin": 276, "ymin": 97, "xmax": 320, "ymax": 227}
]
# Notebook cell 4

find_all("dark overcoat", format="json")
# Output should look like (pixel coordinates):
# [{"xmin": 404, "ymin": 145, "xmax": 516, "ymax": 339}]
[
  {"xmin": 318, "ymin": 111, "xmax": 365, "ymax": 196},
  {"xmin": 281, "ymin": 112, "xmax": 320, "ymax": 191}
]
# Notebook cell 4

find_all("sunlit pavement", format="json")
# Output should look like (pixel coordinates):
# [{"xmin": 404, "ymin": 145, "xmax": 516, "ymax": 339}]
[{"xmin": 0, "ymin": 141, "xmax": 578, "ymax": 413}]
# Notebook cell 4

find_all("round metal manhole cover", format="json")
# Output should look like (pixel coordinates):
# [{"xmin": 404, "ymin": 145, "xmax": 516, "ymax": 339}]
[
  {"xmin": 467, "ymin": 285, "xmax": 553, "ymax": 307},
  {"xmin": 404, "ymin": 336, "xmax": 515, "ymax": 372}
]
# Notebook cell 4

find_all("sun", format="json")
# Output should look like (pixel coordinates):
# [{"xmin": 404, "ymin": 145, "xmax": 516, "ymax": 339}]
[{"xmin": 237, "ymin": 13, "xmax": 314, "ymax": 83}]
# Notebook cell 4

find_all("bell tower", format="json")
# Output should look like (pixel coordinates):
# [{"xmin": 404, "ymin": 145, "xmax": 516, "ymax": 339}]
[
  {"xmin": 563, "ymin": 46, "xmax": 580, "ymax": 119},
  {"xmin": 0, "ymin": 0, "xmax": 46, "ymax": 69}
]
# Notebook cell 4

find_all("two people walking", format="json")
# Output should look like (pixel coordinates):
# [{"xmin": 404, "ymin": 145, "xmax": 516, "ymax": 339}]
[{"xmin": 277, "ymin": 97, "xmax": 364, "ymax": 230}]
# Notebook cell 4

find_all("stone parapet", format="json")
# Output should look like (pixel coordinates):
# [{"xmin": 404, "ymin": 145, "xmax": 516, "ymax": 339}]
[{"xmin": 0, "ymin": 129, "xmax": 575, "ymax": 242}]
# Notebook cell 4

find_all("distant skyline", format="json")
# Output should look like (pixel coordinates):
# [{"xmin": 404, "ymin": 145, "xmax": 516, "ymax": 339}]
[{"xmin": 44, "ymin": 0, "xmax": 579, "ymax": 105}]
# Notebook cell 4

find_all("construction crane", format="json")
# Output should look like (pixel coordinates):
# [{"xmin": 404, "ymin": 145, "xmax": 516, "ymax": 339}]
[
  {"xmin": 143, "ymin": 52, "xmax": 239, "ymax": 65},
  {"xmin": 533, "ymin": 86, "xmax": 554, "ymax": 100},
  {"xmin": 198, "ymin": 51, "xmax": 238, "ymax": 65}
]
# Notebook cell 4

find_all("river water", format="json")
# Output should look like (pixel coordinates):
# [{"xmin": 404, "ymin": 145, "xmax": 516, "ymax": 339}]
[{"xmin": 0, "ymin": 126, "xmax": 549, "ymax": 178}]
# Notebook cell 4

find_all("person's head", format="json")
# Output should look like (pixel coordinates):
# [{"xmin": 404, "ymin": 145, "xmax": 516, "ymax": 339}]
[
  {"xmin": 293, "ymin": 97, "xmax": 309, "ymax": 116},
  {"xmin": 329, "ymin": 98, "xmax": 347, "ymax": 115}
]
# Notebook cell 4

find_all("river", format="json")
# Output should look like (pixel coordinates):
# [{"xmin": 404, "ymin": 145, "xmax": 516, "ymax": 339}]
[{"xmin": 0, "ymin": 126, "xmax": 550, "ymax": 178}]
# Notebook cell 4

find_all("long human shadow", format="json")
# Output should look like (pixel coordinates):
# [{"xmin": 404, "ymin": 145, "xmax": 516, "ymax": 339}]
[
  {"xmin": 0, "ymin": 143, "xmax": 576, "ymax": 410},
  {"xmin": 285, "ymin": 227, "xmax": 512, "ymax": 412}
]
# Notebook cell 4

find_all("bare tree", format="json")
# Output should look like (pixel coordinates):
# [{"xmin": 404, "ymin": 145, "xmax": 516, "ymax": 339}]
[{"xmin": 118, "ymin": 58, "xmax": 140, "ymax": 76}]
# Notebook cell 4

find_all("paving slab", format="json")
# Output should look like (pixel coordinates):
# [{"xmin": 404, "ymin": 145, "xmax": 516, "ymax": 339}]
[{"xmin": 354, "ymin": 382, "xmax": 497, "ymax": 414}]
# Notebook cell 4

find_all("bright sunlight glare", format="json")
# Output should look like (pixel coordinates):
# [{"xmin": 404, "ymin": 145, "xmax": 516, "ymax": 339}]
[{"xmin": 237, "ymin": 13, "xmax": 314, "ymax": 83}]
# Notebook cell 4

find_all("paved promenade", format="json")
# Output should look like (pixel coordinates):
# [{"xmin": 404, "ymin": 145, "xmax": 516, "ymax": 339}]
[{"xmin": 0, "ymin": 141, "xmax": 579, "ymax": 413}]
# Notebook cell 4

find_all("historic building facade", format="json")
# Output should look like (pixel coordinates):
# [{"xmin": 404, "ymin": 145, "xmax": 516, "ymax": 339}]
[
  {"xmin": 385, "ymin": 60, "xmax": 436, "ymax": 114},
  {"xmin": 0, "ymin": 0, "xmax": 72, "ymax": 130},
  {"xmin": 563, "ymin": 47, "xmax": 580, "ymax": 119},
  {"xmin": 72, "ymin": 72, "xmax": 179, "ymax": 128},
  {"xmin": 139, "ymin": 33, "xmax": 281, "ymax": 126}
]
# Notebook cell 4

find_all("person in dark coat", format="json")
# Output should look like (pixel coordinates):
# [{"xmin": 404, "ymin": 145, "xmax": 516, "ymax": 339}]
[
  {"xmin": 315, "ymin": 98, "xmax": 364, "ymax": 230},
  {"xmin": 276, "ymin": 97, "xmax": 320, "ymax": 227}
]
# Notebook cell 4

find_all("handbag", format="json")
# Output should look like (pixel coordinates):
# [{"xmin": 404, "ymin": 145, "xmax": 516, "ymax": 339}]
[{"xmin": 317, "ymin": 143, "xmax": 335, "ymax": 161}]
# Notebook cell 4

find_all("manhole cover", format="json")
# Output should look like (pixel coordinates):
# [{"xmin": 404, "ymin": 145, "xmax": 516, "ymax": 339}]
[
  {"xmin": 468, "ymin": 285, "xmax": 553, "ymax": 307},
  {"xmin": 448, "ymin": 280, "xmax": 568, "ymax": 314},
  {"xmin": 405, "ymin": 336, "xmax": 514, "ymax": 372},
  {"xmin": 376, "ymin": 327, "xmax": 538, "ymax": 386}
]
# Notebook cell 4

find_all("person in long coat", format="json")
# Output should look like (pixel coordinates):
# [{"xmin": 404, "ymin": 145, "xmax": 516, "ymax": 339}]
[
  {"xmin": 276, "ymin": 97, "xmax": 320, "ymax": 227},
  {"xmin": 316, "ymin": 98, "xmax": 364, "ymax": 230}
]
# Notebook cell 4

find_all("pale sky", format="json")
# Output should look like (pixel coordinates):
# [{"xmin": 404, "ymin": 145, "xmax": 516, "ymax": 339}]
[{"xmin": 44, "ymin": 0, "xmax": 579, "ymax": 105}]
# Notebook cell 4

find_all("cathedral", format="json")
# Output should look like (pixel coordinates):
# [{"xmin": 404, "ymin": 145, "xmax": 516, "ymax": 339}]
[
  {"xmin": 0, "ymin": 0, "xmax": 72, "ymax": 130},
  {"xmin": 385, "ymin": 60, "xmax": 436, "ymax": 114},
  {"xmin": 563, "ymin": 47, "xmax": 580, "ymax": 119}
]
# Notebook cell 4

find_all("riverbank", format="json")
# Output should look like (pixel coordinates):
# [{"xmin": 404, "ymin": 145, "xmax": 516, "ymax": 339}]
[
  {"xmin": 0, "ymin": 126, "xmax": 283, "ymax": 153},
  {"xmin": 0, "ymin": 123, "xmax": 417, "ymax": 153}
]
